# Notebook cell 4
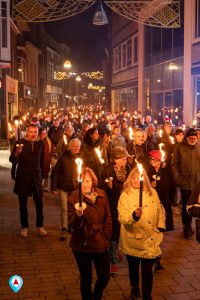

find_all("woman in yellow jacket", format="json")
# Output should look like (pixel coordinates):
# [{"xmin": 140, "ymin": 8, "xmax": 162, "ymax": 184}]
[{"xmin": 118, "ymin": 167, "xmax": 165, "ymax": 300}]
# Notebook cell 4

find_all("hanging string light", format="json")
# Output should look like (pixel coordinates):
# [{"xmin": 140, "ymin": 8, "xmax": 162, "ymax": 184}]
[
  {"xmin": 12, "ymin": 0, "xmax": 180, "ymax": 29},
  {"xmin": 54, "ymin": 70, "xmax": 104, "ymax": 81}
]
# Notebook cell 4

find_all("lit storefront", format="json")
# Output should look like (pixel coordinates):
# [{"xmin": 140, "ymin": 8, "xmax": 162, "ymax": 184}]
[{"xmin": 144, "ymin": 15, "xmax": 184, "ymax": 124}]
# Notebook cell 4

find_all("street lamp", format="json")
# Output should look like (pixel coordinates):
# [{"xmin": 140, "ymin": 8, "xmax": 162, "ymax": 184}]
[
  {"xmin": 75, "ymin": 76, "xmax": 82, "ymax": 103},
  {"xmin": 92, "ymin": 2, "xmax": 108, "ymax": 26},
  {"xmin": 64, "ymin": 60, "xmax": 72, "ymax": 69},
  {"xmin": 76, "ymin": 76, "xmax": 81, "ymax": 82}
]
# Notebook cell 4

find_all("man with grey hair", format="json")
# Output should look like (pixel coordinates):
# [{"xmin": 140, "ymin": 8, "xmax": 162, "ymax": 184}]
[{"xmin": 51, "ymin": 138, "xmax": 82, "ymax": 240}]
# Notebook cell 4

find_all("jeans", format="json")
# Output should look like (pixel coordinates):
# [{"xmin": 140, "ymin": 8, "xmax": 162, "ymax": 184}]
[
  {"xmin": 58, "ymin": 189, "xmax": 68, "ymax": 229},
  {"xmin": 18, "ymin": 186, "xmax": 44, "ymax": 228},
  {"xmin": 109, "ymin": 240, "xmax": 119, "ymax": 264},
  {"xmin": 180, "ymin": 189, "xmax": 192, "ymax": 226},
  {"xmin": 126, "ymin": 255, "xmax": 155, "ymax": 300},
  {"xmin": 73, "ymin": 250, "xmax": 110, "ymax": 300}
]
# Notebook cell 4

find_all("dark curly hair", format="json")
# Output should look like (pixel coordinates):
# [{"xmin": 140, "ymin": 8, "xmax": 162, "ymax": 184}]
[{"xmin": 84, "ymin": 127, "xmax": 99, "ymax": 147}]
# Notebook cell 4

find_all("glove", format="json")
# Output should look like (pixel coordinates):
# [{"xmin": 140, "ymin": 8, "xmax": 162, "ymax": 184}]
[
  {"xmin": 157, "ymin": 227, "xmax": 165, "ymax": 232},
  {"xmin": 132, "ymin": 211, "xmax": 140, "ymax": 221}
]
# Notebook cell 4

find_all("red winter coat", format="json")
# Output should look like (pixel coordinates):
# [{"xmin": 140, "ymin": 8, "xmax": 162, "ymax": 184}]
[{"xmin": 68, "ymin": 188, "xmax": 112, "ymax": 253}]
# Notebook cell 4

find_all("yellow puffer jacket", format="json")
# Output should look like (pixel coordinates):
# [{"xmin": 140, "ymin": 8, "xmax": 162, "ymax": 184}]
[{"xmin": 118, "ymin": 188, "xmax": 166, "ymax": 259}]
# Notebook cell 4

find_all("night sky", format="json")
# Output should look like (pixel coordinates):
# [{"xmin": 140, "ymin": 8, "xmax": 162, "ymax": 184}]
[{"xmin": 45, "ymin": 4, "xmax": 111, "ymax": 72}]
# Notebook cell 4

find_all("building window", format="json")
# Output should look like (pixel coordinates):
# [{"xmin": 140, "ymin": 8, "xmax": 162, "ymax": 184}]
[
  {"xmin": 122, "ymin": 44, "xmax": 126, "ymax": 68},
  {"xmin": 114, "ymin": 48, "xmax": 118, "ymax": 71},
  {"xmin": 118, "ymin": 45, "xmax": 121, "ymax": 70},
  {"xmin": 17, "ymin": 57, "xmax": 26, "ymax": 82},
  {"xmin": 127, "ymin": 39, "xmax": 132, "ymax": 66},
  {"xmin": 1, "ymin": 1, "xmax": 7, "ymax": 47},
  {"xmin": 48, "ymin": 62, "xmax": 54, "ymax": 81},
  {"xmin": 133, "ymin": 36, "xmax": 138, "ymax": 64},
  {"xmin": 195, "ymin": 0, "xmax": 200, "ymax": 38}
]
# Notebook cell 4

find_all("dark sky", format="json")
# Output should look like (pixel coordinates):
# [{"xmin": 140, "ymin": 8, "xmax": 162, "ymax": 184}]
[{"xmin": 45, "ymin": 4, "xmax": 111, "ymax": 72}]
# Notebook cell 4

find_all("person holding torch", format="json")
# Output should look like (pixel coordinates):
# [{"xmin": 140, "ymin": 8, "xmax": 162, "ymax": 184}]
[
  {"xmin": 51, "ymin": 138, "xmax": 82, "ymax": 240},
  {"xmin": 147, "ymin": 149, "xmax": 175, "ymax": 271},
  {"xmin": 102, "ymin": 146, "xmax": 131, "ymax": 274},
  {"xmin": 67, "ymin": 167, "xmax": 112, "ymax": 300},
  {"xmin": 118, "ymin": 166, "xmax": 165, "ymax": 300}
]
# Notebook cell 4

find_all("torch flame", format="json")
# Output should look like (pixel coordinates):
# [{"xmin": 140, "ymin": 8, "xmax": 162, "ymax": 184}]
[
  {"xmin": 63, "ymin": 134, "xmax": 67, "ymax": 145},
  {"xmin": 193, "ymin": 119, "xmax": 197, "ymax": 126},
  {"xmin": 136, "ymin": 161, "xmax": 143, "ymax": 181},
  {"xmin": 129, "ymin": 126, "xmax": 133, "ymax": 140},
  {"xmin": 159, "ymin": 143, "xmax": 165, "ymax": 162},
  {"xmin": 8, "ymin": 123, "xmax": 12, "ymax": 132},
  {"xmin": 75, "ymin": 158, "xmax": 83, "ymax": 181},
  {"xmin": 158, "ymin": 129, "xmax": 163, "ymax": 137},
  {"xmin": 95, "ymin": 147, "xmax": 105, "ymax": 164},
  {"xmin": 169, "ymin": 136, "xmax": 175, "ymax": 144}
]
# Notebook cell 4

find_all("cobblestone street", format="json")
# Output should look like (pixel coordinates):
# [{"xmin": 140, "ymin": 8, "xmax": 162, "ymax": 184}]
[{"xmin": 0, "ymin": 150, "xmax": 200, "ymax": 300}]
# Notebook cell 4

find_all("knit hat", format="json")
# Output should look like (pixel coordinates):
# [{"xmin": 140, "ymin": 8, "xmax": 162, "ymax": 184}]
[
  {"xmin": 186, "ymin": 128, "xmax": 197, "ymax": 138},
  {"xmin": 149, "ymin": 150, "xmax": 162, "ymax": 161},
  {"xmin": 110, "ymin": 146, "xmax": 130, "ymax": 162}
]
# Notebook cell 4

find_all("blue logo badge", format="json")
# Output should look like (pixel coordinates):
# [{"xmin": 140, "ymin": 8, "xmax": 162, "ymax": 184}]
[{"xmin": 9, "ymin": 275, "xmax": 23, "ymax": 293}]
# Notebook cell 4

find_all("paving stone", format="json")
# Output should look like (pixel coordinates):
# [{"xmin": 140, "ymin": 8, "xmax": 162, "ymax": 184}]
[{"xmin": 1, "ymin": 149, "xmax": 200, "ymax": 300}]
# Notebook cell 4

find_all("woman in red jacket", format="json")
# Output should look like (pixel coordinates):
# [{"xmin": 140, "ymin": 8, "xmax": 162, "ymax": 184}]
[{"xmin": 68, "ymin": 167, "xmax": 112, "ymax": 300}]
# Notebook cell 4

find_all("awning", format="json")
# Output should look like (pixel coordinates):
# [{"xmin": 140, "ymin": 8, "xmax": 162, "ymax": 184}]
[{"xmin": 0, "ymin": 62, "xmax": 11, "ymax": 69}]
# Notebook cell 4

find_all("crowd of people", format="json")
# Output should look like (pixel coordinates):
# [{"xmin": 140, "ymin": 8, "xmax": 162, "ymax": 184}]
[{"xmin": 7, "ymin": 105, "xmax": 200, "ymax": 300}]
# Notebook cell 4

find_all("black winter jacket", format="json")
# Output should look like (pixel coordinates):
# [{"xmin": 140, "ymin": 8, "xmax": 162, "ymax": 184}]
[
  {"xmin": 170, "ymin": 141, "xmax": 200, "ymax": 190},
  {"xmin": 51, "ymin": 150, "xmax": 81, "ymax": 192},
  {"xmin": 9, "ymin": 139, "xmax": 44, "ymax": 197}
]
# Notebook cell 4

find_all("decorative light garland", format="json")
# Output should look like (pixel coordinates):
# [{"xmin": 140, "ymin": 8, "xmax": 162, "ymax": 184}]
[
  {"xmin": 13, "ymin": 0, "xmax": 180, "ymax": 29},
  {"xmin": 54, "ymin": 70, "xmax": 103, "ymax": 80},
  {"xmin": 82, "ymin": 71, "xmax": 103, "ymax": 80},
  {"xmin": 88, "ymin": 85, "xmax": 105, "ymax": 91}
]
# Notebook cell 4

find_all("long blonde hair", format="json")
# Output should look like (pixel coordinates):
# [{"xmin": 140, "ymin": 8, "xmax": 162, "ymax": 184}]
[{"xmin": 123, "ymin": 166, "xmax": 152, "ymax": 195}]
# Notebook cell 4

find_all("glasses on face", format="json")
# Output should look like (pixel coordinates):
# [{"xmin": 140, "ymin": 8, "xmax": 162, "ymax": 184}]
[{"xmin": 150, "ymin": 157, "xmax": 159, "ymax": 163}]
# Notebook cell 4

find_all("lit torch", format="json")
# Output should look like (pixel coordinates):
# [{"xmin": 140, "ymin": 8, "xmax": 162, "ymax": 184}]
[
  {"xmin": 8, "ymin": 122, "xmax": 12, "ymax": 132},
  {"xmin": 158, "ymin": 129, "xmax": 163, "ymax": 138},
  {"xmin": 136, "ymin": 161, "xmax": 143, "ymax": 207},
  {"xmin": 193, "ymin": 119, "xmax": 197, "ymax": 128},
  {"xmin": 182, "ymin": 124, "xmax": 186, "ymax": 131},
  {"xmin": 169, "ymin": 136, "xmax": 175, "ymax": 144},
  {"xmin": 63, "ymin": 134, "xmax": 67, "ymax": 145},
  {"xmin": 75, "ymin": 158, "xmax": 83, "ymax": 208},
  {"xmin": 95, "ymin": 147, "xmax": 112, "ymax": 182},
  {"xmin": 158, "ymin": 143, "xmax": 165, "ymax": 162},
  {"xmin": 129, "ymin": 126, "xmax": 133, "ymax": 140},
  {"xmin": 14, "ymin": 120, "xmax": 21, "ymax": 145}
]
